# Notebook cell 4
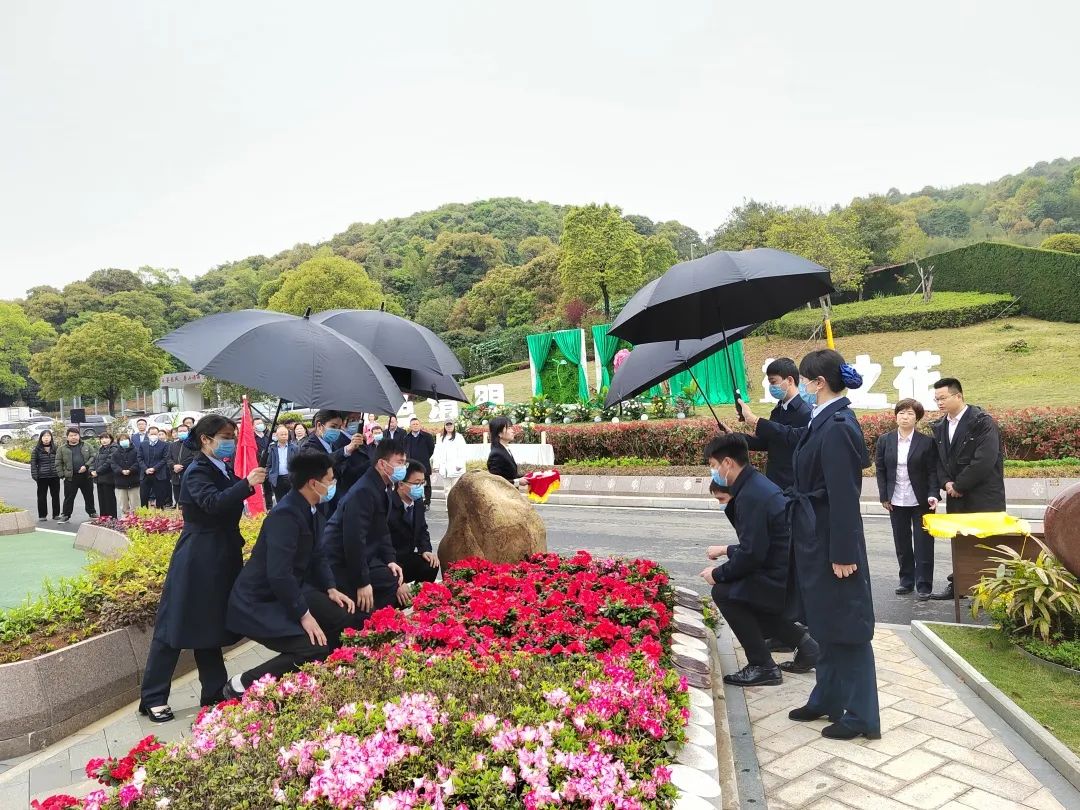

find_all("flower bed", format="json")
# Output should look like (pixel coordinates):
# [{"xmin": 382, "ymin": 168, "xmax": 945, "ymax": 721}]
[{"xmin": 37, "ymin": 552, "xmax": 690, "ymax": 809}]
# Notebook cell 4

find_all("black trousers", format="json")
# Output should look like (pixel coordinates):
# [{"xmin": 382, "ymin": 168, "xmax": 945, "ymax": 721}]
[
  {"xmin": 806, "ymin": 641, "xmax": 881, "ymax": 735},
  {"xmin": 305, "ymin": 589, "xmax": 369, "ymax": 648},
  {"xmin": 399, "ymin": 551, "xmax": 439, "ymax": 585},
  {"xmin": 423, "ymin": 473, "xmax": 432, "ymax": 507},
  {"xmin": 889, "ymin": 505, "xmax": 934, "ymax": 592},
  {"xmin": 96, "ymin": 483, "xmax": 117, "ymax": 519},
  {"xmin": 62, "ymin": 474, "xmax": 95, "ymax": 518},
  {"xmin": 712, "ymin": 582, "xmax": 805, "ymax": 667},
  {"xmin": 240, "ymin": 634, "xmax": 329, "ymax": 688},
  {"xmin": 262, "ymin": 480, "xmax": 274, "ymax": 510},
  {"xmin": 140, "ymin": 637, "xmax": 227, "ymax": 708},
  {"xmin": 141, "ymin": 476, "xmax": 171, "ymax": 508},
  {"xmin": 273, "ymin": 479, "xmax": 291, "ymax": 503},
  {"xmin": 171, "ymin": 481, "xmax": 182, "ymax": 507},
  {"xmin": 36, "ymin": 478, "xmax": 60, "ymax": 518}
]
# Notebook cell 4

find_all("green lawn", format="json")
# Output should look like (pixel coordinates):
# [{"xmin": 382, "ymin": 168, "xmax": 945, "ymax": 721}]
[
  {"xmin": 0, "ymin": 531, "xmax": 89, "ymax": 610},
  {"xmin": 928, "ymin": 623, "xmax": 1080, "ymax": 756}
]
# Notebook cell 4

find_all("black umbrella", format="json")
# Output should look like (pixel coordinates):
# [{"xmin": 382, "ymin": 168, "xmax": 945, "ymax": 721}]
[
  {"xmin": 310, "ymin": 309, "xmax": 468, "ymax": 402},
  {"xmin": 604, "ymin": 324, "xmax": 757, "ymax": 427},
  {"xmin": 156, "ymin": 310, "xmax": 405, "ymax": 461}
]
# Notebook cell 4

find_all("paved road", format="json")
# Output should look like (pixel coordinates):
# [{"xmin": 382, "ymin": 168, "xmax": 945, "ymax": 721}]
[
  {"xmin": 0, "ymin": 456, "xmax": 964, "ymax": 626},
  {"xmin": 0, "ymin": 456, "xmax": 94, "ymax": 530}
]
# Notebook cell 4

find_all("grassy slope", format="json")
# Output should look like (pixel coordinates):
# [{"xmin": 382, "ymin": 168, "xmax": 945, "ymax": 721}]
[
  {"xmin": 470, "ymin": 317, "xmax": 1080, "ymax": 412},
  {"xmin": 928, "ymin": 624, "xmax": 1080, "ymax": 755}
]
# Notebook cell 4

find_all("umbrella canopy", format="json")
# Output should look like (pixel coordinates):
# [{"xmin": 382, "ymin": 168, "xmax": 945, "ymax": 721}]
[
  {"xmin": 608, "ymin": 248, "xmax": 834, "ymax": 344},
  {"xmin": 155, "ymin": 310, "xmax": 404, "ymax": 415},
  {"xmin": 310, "ymin": 309, "xmax": 468, "ymax": 402},
  {"xmin": 603, "ymin": 324, "xmax": 758, "ymax": 407}
]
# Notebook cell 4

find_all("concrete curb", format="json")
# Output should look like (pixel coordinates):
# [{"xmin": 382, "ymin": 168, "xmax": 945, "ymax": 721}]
[
  {"xmin": 0, "ymin": 509, "xmax": 35, "ymax": 535},
  {"xmin": 911, "ymin": 620, "xmax": 1080, "ymax": 793}
]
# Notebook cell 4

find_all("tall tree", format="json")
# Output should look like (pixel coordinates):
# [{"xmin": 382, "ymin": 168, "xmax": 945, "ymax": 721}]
[
  {"xmin": 764, "ymin": 208, "xmax": 871, "ymax": 293},
  {"xmin": 0, "ymin": 303, "xmax": 54, "ymax": 396},
  {"xmin": 846, "ymin": 196, "xmax": 904, "ymax": 265},
  {"xmin": 267, "ymin": 248, "xmax": 387, "ymax": 315},
  {"xmin": 426, "ymin": 232, "xmax": 506, "ymax": 296},
  {"xmin": 558, "ymin": 204, "xmax": 643, "ymax": 320},
  {"xmin": 85, "ymin": 268, "xmax": 144, "ymax": 294},
  {"xmin": 30, "ymin": 313, "xmax": 168, "ymax": 415},
  {"xmin": 641, "ymin": 234, "xmax": 678, "ymax": 282},
  {"xmin": 709, "ymin": 200, "xmax": 785, "ymax": 251}
]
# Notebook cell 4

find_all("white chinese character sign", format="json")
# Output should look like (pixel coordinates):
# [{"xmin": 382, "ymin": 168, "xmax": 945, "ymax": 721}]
[
  {"xmin": 396, "ymin": 399, "xmax": 416, "ymax": 421},
  {"xmin": 473, "ymin": 384, "xmax": 505, "ymax": 406},
  {"xmin": 426, "ymin": 398, "xmax": 460, "ymax": 422},
  {"xmin": 892, "ymin": 350, "xmax": 941, "ymax": 413},
  {"xmin": 845, "ymin": 354, "xmax": 889, "ymax": 410},
  {"xmin": 760, "ymin": 358, "xmax": 779, "ymax": 404}
]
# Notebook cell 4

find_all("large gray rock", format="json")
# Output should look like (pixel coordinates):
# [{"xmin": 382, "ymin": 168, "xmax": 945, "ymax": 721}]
[{"xmin": 439, "ymin": 471, "xmax": 547, "ymax": 567}]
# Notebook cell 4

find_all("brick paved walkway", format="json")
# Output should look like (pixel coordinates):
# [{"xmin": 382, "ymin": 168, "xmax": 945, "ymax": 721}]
[{"xmin": 729, "ymin": 626, "xmax": 1071, "ymax": 810}]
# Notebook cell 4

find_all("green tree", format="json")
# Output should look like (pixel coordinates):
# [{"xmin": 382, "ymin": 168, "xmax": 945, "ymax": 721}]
[
  {"xmin": 558, "ymin": 204, "xmax": 643, "ymax": 319},
  {"xmin": 764, "ymin": 208, "xmax": 871, "ymax": 293},
  {"xmin": 0, "ymin": 302, "xmax": 54, "ymax": 396},
  {"xmin": 30, "ymin": 313, "xmax": 168, "ymax": 415},
  {"xmin": 267, "ymin": 248, "xmax": 386, "ymax": 315},
  {"xmin": 654, "ymin": 221, "xmax": 705, "ymax": 261},
  {"xmin": 1040, "ymin": 233, "xmax": 1080, "ymax": 253},
  {"xmin": 60, "ymin": 281, "xmax": 106, "ymax": 316},
  {"xmin": 426, "ymin": 232, "xmax": 506, "ymax": 296},
  {"xmin": 517, "ymin": 235, "xmax": 555, "ymax": 263},
  {"xmin": 641, "ymin": 234, "xmax": 678, "ymax": 282},
  {"xmin": 415, "ymin": 296, "xmax": 456, "ymax": 333},
  {"xmin": 104, "ymin": 290, "xmax": 170, "ymax": 338},
  {"xmin": 917, "ymin": 203, "xmax": 972, "ymax": 238},
  {"xmin": 449, "ymin": 265, "xmax": 538, "ymax": 331},
  {"xmin": 846, "ymin": 195, "xmax": 904, "ymax": 265},
  {"xmin": 22, "ymin": 290, "xmax": 66, "ymax": 328},
  {"xmin": 709, "ymin": 200, "xmax": 784, "ymax": 251},
  {"xmin": 85, "ymin": 268, "xmax": 144, "ymax": 294}
]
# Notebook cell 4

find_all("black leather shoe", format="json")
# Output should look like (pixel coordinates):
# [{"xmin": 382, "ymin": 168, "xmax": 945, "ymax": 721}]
[
  {"xmin": 895, "ymin": 585, "xmax": 913, "ymax": 595},
  {"xmin": 916, "ymin": 591, "xmax": 932, "ymax": 601},
  {"xmin": 766, "ymin": 638, "xmax": 794, "ymax": 653},
  {"xmin": 821, "ymin": 722, "xmax": 881, "ymax": 740},
  {"xmin": 789, "ymin": 705, "xmax": 841, "ymax": 723},
  {"xmin": 139, "ymin": 705, "xmax": 174, "ymax": 723},
  {"xmin": 780, "ymin": 633, "xmax": 820, "ymax": 674},
  {"xmin": 930, "ymin": 583, "xmax": 955, "ymax": 600},
  {"xmin": 221, "ymin": 681, "xmax": 244, "ymax": 702},
  {"xmin": 723, "ymin": 664, "xmax": 783, "ymax": 687}
]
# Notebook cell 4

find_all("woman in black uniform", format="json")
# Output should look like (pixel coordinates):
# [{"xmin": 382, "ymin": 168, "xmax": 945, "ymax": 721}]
[
  {"xmin": 745, "ymin": 349, "xmax": 880, "ymax": 740},
  {"xmin": 139, "ymin": 415, "xmax": 266, "ymax": 722},
  {"xmin": 486, "ymin": 416, "xmax": 526, "ymax": 488}
]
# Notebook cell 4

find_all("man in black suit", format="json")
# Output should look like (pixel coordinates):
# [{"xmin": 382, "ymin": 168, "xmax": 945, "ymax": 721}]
[
  {"xmin": 929, "ymin": 378, "xmax": 1006, "ymax": 600},
  {"xmin": 137, "ymin": 426, "xmax": 170, "ymax": 508},
  {"xmin": 403, "ymin": 417, "xmax": 436, "ymax": 507},
  {"xmin": 741, "ymin": 357, "xmax": 812, "ymax": 491},
  {"xmin": 385, "ymin": 415, "xmax": 404, "ymax": 443},
  {"xmin": 875, "ymin": 399, "xmax": 940, "ymax": 599},
  {"xmin": 313, "ymin": 438, "xmax": 407, "ymax": 635},
  {"xmin": 302, "ymin": 409, "xmax": 368, "ymax": 516},
  {"xmin": 700, "ymin": 434, "xmax": 819, "ymax": 687},
  {"xmin": 224, "ymin": 450, "xmax": 355, "ymax": 697},
  {"xmin": 388, "ymin": 460, "xmax": 440, "ymax": 593}
]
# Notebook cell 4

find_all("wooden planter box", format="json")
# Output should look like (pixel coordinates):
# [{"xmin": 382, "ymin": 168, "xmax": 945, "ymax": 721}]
[{"xmin": 0, "ymin": 509, "xmax": 35, "ymax": 536}]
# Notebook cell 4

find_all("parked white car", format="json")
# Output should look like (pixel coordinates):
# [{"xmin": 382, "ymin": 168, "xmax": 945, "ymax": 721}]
[{"xmin": 0, "ymin": 421, "xmax": 31, "ymax": 445}]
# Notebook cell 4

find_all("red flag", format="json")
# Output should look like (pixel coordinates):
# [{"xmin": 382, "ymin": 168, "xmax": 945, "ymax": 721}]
[{"xmin": 235, "ymin": 396, "xmax": 265, "ymax": 515}]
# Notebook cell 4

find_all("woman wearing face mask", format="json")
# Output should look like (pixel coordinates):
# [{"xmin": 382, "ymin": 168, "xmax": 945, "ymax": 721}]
[
  {"xmin": 434, "ymin": 420, "xmax": 468, "ymax": 495},
  {"xmin": 486, "ymin": 417, "xmax": 527, "ymax": 489},
  {"xmin": 110, "ymin": 432, "xmax": 142, "ymax": 515},
  {"xmin": 168, "ymin": 424, "xmax": 198, "ymax": 507},
  {"xmin": 89, "ymin": 432, "xmax": 118, "ymax": 518},
  {"xmin": 138, "ymin": 415, "xmax": 267, "ymax": 723},
  {"xmin": 741, "ymin": 349, "xmax": 880, "ymax": 741}
]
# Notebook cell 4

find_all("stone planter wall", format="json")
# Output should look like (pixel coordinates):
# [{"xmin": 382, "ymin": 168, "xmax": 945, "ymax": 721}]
[
  {"xmin": 0, "ymin": 509, "xmax": 35, "ymax": 536},
  {"xmin": 73, "ymin": 522, "xmax": 130, "ymax": 557}
]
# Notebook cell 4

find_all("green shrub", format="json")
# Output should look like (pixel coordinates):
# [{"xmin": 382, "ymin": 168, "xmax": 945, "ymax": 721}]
[
  {"xmin": 0, "ymin": 500, "xmax": 20, "ymax": 513},
  {"xmin": 4, "ymin": 447, "xmax": 30, "ymax": 464},
  {"xmin": 1017, "ymin": 636, "xmax": 1080, "ymax": 670},
  {"xmin": 1040, "ymin": 233, "xmax": 1080, "ymax": 254},
  {"xmin": 461, "ymin": 360, "xmax": 529, "ymax": 384},
  {"xmin": 0, "ymin": 576, "xmax": 103, "ymax": 661},
  {"xmin": 767, "ymin": 292, "xmax": 1015, "ymax": 338},
  {"xmin": 566, "ymin": 456, "xmax": 671, "ymax": 468}
]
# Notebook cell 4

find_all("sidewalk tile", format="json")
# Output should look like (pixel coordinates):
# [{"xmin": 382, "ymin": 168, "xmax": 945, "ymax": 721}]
[
  {"xmin": 820, "ymin": 759, "xmax": 903, "ymax": 794},
  {"xmin": 892, "ymin": 774, "xmax": 968, "ymax": 809},
  {"xmin": 1023, "ymin": 787, "xmax": 1067, "ymax": 810},
  {"xmin": 876, "ymin": 659, "xmax": 926, "ymax": 678},
  {"xmin": 974, "ymin": 739, "xmax": 1014, "ymax": 760},
  {"xmin": 939, "ymin": 699, "xmax": 974, "ymax": 719},
  {"xmin": 864, "ymin": 727, "xmax": 931, "ymax": 757},
  {"xmin": 880, "ymin": 749, "xmax": 946, "ymax": 781},
  {"xmin": 759, "ymin": 708, "xmax": 801, "ymax": 733},
  {"xmin": 878, "ymin": 706, "xmax": 916, "ymax": 732},
  {"xmin": 877, "ymin": 691, "xmax": 903, "ymax": 708},
  {"xmin": 833, "ymin": 781, "xmax": 918, "ymax": 810},
  {"xmin": 0, "ymin": 781, "xmax": 27, "ymax": 809},
  {"xmin": 997, "ymin": 761, "xmax": 1041, "ymax": 788},
  {"xmin": 878, "ymin": 682, "xmax": 950, "ymax": 708},
  {"xmin": 920, "ymin": 738, "xmax": 1010, "ymax": 774},
  {"xmin": 759, "ymin": 725, "xmax": 827, "ymax": 755},
  {"xmin": 757, "ymin": 748, "xmax": 779, "ymax": 765},
  {"xmin": 772, "ymin": 773, "xmax": 844, "ymax": 808},
  {"xmin": 937, "ymin": 762, "xmax": 1038, "ymax": 802},
  {"xmin": 956, "ymin": 787, "xmax": 1037, "ymax": 810},
  {"xmin": 809, "ymin": 737, "xmax": 891, "ymax": 769},
  {"xmin": 762, "ymin": 770, "xmax": 786, "ymax": 791},
  {"xmin": 891, "ymin": 700, "xmax": 970, "ymax": 727},
  {"xmin": 904, "ymin": 718, "xmax": 988, "ymax": 749},
  {"xmin": 763, "ymin": 746, "xmax": 833, "ymax": 780},
  {"xmin": 805, "ymin": 799, "xmax": 851, "ymax": 810},
  {"xmin": 957, "ymin": 718, "xmax": 991, "ymax": 736},
  {"xmin": 28, "ymin": 753, "xmax": 71, "ymax": 797}
]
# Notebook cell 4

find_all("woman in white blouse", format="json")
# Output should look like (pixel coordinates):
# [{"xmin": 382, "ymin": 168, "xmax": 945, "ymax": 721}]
[
  {"xmin": 874, "ymin": 399, "xmax": 941, "ymax": 599},
  {"xmin": 433, "ymin": 420, "xmax": 468, "ymax": 494}
]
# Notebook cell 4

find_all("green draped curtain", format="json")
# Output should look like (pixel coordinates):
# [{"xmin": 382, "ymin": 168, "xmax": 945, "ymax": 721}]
[
  {"xmin": 551, "ymin": 329, "xmax": 591, "ymax": 402},
  {"xmin": 591, "ymin": 325, "xmax": 620, "ymax": 389},
  {"xmin": 668, "ymin": 341, "xmax": 748, "ymax": 405},
  {"xmin": 526, "ymin": 333, "xmax": 554, "ymax": 396}
]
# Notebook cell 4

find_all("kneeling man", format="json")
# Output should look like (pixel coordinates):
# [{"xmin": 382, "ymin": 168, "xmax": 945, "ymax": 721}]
[
  {"xmin": 224, "ymin": 450, "xmax": 355, "ymax": 698},
  {"xmin": 700, "ymin": 434, "xmax": 819, "ymax": 687},
  {"xmin": 388, "ymin": 460, "xmax": 440, "ymax": 604}
]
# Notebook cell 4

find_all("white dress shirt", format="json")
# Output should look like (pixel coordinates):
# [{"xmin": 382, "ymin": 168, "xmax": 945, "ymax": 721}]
[
  {"xmin": 947, "ymin": 406, "xmax": 969, "ymax": 443},
  {"xmin": 891, "ymin": 431, "xmax": 919, "ymax": 507}
]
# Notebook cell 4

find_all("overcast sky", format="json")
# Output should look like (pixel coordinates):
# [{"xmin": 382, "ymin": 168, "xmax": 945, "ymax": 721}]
[{"xmin": 1, "ymin": 0, "xmax": 1078, "ymax": 299}]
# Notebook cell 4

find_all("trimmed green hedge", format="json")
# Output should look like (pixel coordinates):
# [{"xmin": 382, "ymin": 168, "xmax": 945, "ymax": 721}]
[
  {"xmin": 769, "ymin": 292, "xmax": 1014, "ymax": 338},
  {"xmin": 883, "ymin": 242, "xmax": 1080, "ymax": 323},
  {"xmin": 462, "ymin": 361, "xmax": 529, "ymax": 385}
]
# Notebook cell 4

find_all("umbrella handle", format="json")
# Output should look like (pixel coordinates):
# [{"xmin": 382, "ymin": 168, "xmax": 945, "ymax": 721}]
[
  {"xmin": 686, "ymin": 365, "xmax": 727, "ymax": 433},
  {"xmin": 259, "ymin": 398, "xmax": 285, "ymax": 468}
]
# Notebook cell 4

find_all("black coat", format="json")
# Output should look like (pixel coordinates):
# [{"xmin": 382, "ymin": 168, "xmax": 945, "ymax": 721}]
[
  {"xmin": 711, "ymin": 467, "xmax": 791, "ymax": 613},
  {"xmin": 403, "ymin": 430, "xmax": 436, "ymax": 474},
  {"xmin": 755, "ymin": 397, "xmax": 875, "ymax": 644},
  {"xmin": 227, "ymin": 489, "xmax": 333, "ymax": 640},
  {"xmin": 137, "ymin": 439, "xmax": 170, "ymax": 481},
  {"xmin": 743, "ymin": 395, "xmax": 812, "ymax": 490},
  {"xmin": 302, "ymin": 433, "xmax": 368, "ymax": 515},
  {"xmin": 931, "ymin": 406, "xmax": 1007, "ymax": 514},
  {"xmin": 91, "ymin": 444, "xmax": 117, "ymax": 486},
  {"xmin": 167, "ymin": 440, "xmax": 197, "ymax": 485},
  {"xmin": 322, "ymin": 465, "xmax": 395, "ymax": 592},
  {"xmin": 153, "ymin": 455, "xmax": 253, "ymax": 649},
  {"xmin": 267, "ymin": 441, "xmax": 299, "ymax": 487},
  {"xmin": 30, "ymin": 444, "xmax": 59, "ymax": 480},
  {"xmin": 388, "ymin": 491, "xmax": 433, "ymax": 557},
  {"xmin": 875, "ymin": 430, "xmax": 939, "ymax": 507},
  {"xmin": 111, "ymin": 445, "xmax": 142, "ymax": 489},
  {"xmin": 487, "ymin": 443, "xmax": 518, "ymax": 483}
]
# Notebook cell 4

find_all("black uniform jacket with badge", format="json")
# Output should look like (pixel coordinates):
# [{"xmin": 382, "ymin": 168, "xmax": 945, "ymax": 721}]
[
  {"xmin": 387, "ymin": 491, "xmax": 433, "ymax": 559},
  {"xmin": 321, "ymin": 465, "xmax": 396, "ymax": 592},
  {"xmin": 711, "ymin": 466, "xmax": 791, "ymax": 614},
  {"xmin": 754, "ymin": 397, "xmax": 875, "ymax": 645},
  {"xmin": 931, "ymin": 405, "xmax": 1006, "ymax": 513},
  {"xmin": 743, "ymin": 394, "xmax": 811, "ymax": 490}
]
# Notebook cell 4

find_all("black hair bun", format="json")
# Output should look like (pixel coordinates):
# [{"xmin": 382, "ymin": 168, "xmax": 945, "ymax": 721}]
[{"xmin": 839, "ymin": 363, "xmax": 863, "ymax": 390}]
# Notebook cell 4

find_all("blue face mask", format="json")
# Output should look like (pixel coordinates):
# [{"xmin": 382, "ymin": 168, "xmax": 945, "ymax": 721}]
[
  {"xmin": 319, "ymin": 481, "xmax": 337, "ymax": 504},
  {"xmin": 345, "ymin": 422, "xmax": 360, "ymax": 436},
  {"xmin": 323, "ymin": 428, "xmax": 342, "ymax": 444},
  {"xmin": 391, "ymin": 464, "xmax": 408, "ymax": 482},
  {"xmin": 799, "ymin": 382, "xmax": 817, "ymax": 406},
  {"xmin": 119, "ymin": 439, "xmax": 130, "ymax": 449},
  {"xmin": 408, "ymin": 483, "xmax": 424, "ymax": 501},
  {"xmin": 768, "ymin": 383, "xmax": 787, "ymax": 401},
  {"xmin": 710, "ymin": 469, "xmax": 726, "ymax": 487},
  {"xmin": 213, "ymin": 438, "xmax": 236, "ymax": 460},
  {"xmin": 371, "ymin": 434, "xmax": 383, "ymax": 443},
  {"xmin": 177, "ymin": 432, "xmax": 189, "ymax": 441}
]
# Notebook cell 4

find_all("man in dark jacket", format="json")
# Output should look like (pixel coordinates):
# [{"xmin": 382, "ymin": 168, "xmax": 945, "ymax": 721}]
[
  {"xmin": 137, "ymin": 426, "xmax": 170, "ymax": 508},
  {"xmin": 56, "ymin": 427, "xmax": 97, "ymax": 523},
  {"xmin": 930, "ymin": 378, "xmax": 1006, "ymax": 600},
  {"xmin": 388, "ymin": 460, "xmax": 440, "ymax": 592},
  {"xmin": 741, "ymin": 357, "xmax": 812, "ymax": 490},
  {"xmin": 167, "ymin": 425, "xmax": 197, "ymax": 507},
  {"xmin": 302, "ymin": 409, "xmax": 367, "ymax": 516},
  {"xmin": 403, "ymin": 417, "xmax": 436, "ymax": 506},
  {"xmin": 223, "ymin": 450, "xmax": 355, "ymax": 697},
  {"xmin": 699, "ymin": 434, "xmax": 819, "ymax": 687},
  {"xmin": 267, "ymin": 424, "xmax": 298, "ymax": 504}
]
